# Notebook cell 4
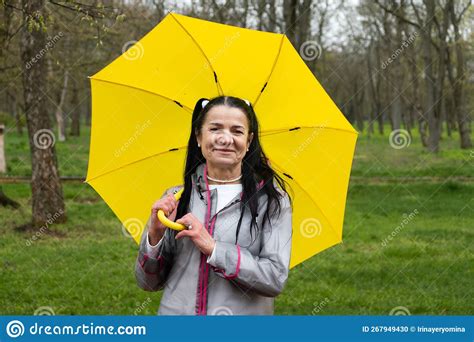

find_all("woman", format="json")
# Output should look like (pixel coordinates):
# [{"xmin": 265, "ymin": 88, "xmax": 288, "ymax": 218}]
[{"xmin": 135, "ymin": 95, "xmax": 293, "ymax": 315}]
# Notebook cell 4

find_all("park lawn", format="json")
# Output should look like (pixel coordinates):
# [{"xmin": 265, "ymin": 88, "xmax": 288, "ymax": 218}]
[
  {"xmin": 0, "ymin": 122, "xmax": 472, "ymax": 314},
  {"xmin": 0, "ymin": 180, "xmax": 472, "ymax": 315}
]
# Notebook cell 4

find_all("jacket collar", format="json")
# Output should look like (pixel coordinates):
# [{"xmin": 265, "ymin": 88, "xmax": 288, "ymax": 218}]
[{"xmin": 192, "ymin": 161, "xmax": 266, "ymax": 194}]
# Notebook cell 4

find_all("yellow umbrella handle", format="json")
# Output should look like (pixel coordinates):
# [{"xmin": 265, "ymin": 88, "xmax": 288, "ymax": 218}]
[{"xmin": 157, "ymin": 188, "xmax": 186, "ymax": 231}]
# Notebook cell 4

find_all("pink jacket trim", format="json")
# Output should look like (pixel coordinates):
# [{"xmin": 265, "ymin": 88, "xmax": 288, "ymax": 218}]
[{"xmin": 212, "ymin": 244, "xmax": 241, "ymax": 279}]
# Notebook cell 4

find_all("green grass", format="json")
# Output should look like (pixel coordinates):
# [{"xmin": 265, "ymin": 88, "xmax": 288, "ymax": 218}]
[
  {"xmin": 351, "ymin": 125, "xmax": 473, "ymax": 178},
  {"xmin": 0, "ymin": 122, "xmax": 473, "ymax": 314}
]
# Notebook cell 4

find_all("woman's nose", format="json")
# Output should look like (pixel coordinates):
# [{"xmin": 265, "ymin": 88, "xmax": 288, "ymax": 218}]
[{"xmin": 216, "ymin": 132, "xmax": 233, "ymax": 145}]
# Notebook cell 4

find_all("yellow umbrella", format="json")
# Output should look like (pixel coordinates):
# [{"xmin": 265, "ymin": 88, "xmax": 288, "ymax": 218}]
[{"xmin": 85, "ymin": 12, "xmax": 358, "ymax": 269}]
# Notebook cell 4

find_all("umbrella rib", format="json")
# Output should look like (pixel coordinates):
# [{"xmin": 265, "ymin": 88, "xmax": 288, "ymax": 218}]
[
  {"xmin": 268, "ymin": 158, "xmax": 344, "ymax": 242},
  {"xmin": 85, "ymin": 146, "xmax": 188, "ymax": 183},
  {"xmin": 260, "ymin": 125, "xmax": 359, "ymax": 136},
  {"xmin": 252, "ymin": 34, "xmax": 285, "ymax": 107},
  {"xmin": 170, "ymin": 13, "xmax": 224, "ymax": 96},
  {"xmin": 89, "ymin": 77, "xmax": 194, "ymax": 112}
]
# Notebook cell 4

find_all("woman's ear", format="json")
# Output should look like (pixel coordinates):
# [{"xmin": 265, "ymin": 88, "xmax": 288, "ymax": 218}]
[
  {"xmin": 248, "ymin": 132, "xmax": 254, "ymax": 147},
  {"xmin": 195, "ymin": 129, "xmax": 201, "ymax": 147}
]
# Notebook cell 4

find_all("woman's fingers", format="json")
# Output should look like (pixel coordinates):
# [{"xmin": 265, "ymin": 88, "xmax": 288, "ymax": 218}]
[
  {"xmin": 175, "ymin": 230, "xmax": 190, "ymax": 239},
  {"xmin": 176, "ymin": 215, "xmax": 195, "ymax": 230},
  {"xmin": 151, "ymin": 193, "xmax": 178, "ymax": 216}
]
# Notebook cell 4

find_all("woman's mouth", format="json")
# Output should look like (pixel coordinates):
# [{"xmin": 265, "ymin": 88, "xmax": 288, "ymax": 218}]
[{"xmin": 214, "ymin": 148, "xmax": 234, "ymax": 153}]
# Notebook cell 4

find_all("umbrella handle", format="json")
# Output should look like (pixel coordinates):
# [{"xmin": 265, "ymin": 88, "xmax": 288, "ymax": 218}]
[{"xmin": 157, "ymin": 188, "xmax": 186, "ymax": 231}]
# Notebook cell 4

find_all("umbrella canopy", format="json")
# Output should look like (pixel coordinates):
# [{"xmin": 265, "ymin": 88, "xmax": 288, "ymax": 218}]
[{"xmin": 85, "ymin": 12, "xmax": 358, "ymax": 269}]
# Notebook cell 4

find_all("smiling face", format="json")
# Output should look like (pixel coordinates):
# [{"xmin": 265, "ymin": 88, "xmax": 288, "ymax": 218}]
[{"xmin": 196, "ymin": 105, "xmax": 254, "ymax": 168}]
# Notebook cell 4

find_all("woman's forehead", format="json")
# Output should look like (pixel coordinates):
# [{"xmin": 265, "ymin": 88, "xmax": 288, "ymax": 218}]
[{"xmin": 204, "ymin": 105, "xmax": 248, "ymax": 126}]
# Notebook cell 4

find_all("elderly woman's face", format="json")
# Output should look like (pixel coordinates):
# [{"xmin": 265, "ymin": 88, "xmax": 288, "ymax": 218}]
[{"xmin": 196, "ymin": 105, "xmax": 253, "ymax": 167}]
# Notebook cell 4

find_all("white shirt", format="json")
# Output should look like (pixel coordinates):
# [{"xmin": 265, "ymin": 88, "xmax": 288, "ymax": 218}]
[{"xmin": 146, "ymin": 183, "xmax": 243, "ymax": 266}]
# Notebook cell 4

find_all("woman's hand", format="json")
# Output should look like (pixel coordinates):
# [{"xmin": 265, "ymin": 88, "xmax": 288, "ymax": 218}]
[
  {"xmin": 148, "ymin": 194, "xmax": 178, "ymax": 245},
  {"xmin": 175, "ymin": 214, "xmax": 216, "ymax": 256}
]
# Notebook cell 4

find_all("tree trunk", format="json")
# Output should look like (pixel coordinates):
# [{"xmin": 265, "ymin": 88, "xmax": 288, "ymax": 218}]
[
  {"xmin": 283, "ymin": 0, "xmax": 298, "ymax": 46},
  {"xmin": 447, "ymin": 0, "xmax": 472, "ymax": 148},
  {"xmin": 85, "ymin": 85, "xmax": 91, "ymax": 127},
  {"xmin": 55, "ymin": 69, "xmax": 69, "ymax": 142},
  {"xmin": 69, "ymin": 80, "xmax": 80, "ymax": 136},
  {"xmin": 422, "ymin": 0, "xmax": 439, "ymax": 152},
  {"xmin": 20, "ymin": 0, "xmax": 66, "ymax": 227},
  {"xmin": 0, "ymin": 124, "xmax": 6, "ymax": 173},
  {"xmin": 13, "ymin": 92, "xmax": 23, "ymax": 135},
  {"xmin": 390, "ymin": 1, "xmax": 406, "ymax": 133},
  {"xmin": 432, "ymin": 1, "xmax": 449, "ymax": 145},
  {"xmin": 406, "ymin": 29, "xmax": 426, "ymax": 146},
  {"xmin": 366, "ymin": 40, "xmax": 379, "ymax": 137}
]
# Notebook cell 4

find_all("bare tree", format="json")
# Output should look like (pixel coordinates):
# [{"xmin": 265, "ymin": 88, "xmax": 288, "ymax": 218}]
[
  {"xmin": 54, "ymin": 69, "xmax": 69, "ymax": 142},
  {"xmin": 446, "ymin": 0, "xmax": 472, "ymax": 148},
  {"xmin": 20, "ymin": 0, "xmax": 66, "ymax": 227},
  {"xmin": 69, "ymin": 77, "xmax": 80, "ymax": 136}
]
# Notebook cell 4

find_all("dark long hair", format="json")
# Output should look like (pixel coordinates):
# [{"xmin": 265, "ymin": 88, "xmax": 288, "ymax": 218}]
[{"xmin": 175, "ymin": 96, "xmax": 292, "ymax": 245}]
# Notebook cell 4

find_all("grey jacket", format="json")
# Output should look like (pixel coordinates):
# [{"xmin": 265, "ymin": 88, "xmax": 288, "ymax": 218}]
[{"xmin": 134, "ymin": 162, "xmax": 293, "ymax": 315}]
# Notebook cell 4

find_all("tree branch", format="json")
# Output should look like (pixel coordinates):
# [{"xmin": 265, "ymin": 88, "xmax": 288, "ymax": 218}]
[
  {"xmin": 48, "ymin": 0, "xmax": 106, "ymax": 19},
  {"xmin": 374, "ymin": 0, "xmax": 421, "ymax": 29}
]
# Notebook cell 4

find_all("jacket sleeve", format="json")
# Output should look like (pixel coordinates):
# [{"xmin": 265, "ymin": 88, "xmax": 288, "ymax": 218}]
[
  {"xmin": 210, "ymin": 192, "xmax": 293, "ymax": 297},
  {"xmin": 134, "ymin": 187, "xmax": 180, "ymax": 292}
]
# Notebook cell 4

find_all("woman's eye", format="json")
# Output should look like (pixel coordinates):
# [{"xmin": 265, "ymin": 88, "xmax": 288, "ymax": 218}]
[{"xmin": 210, "ymin": 128, "xmax": 218, "ymax": 131}]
